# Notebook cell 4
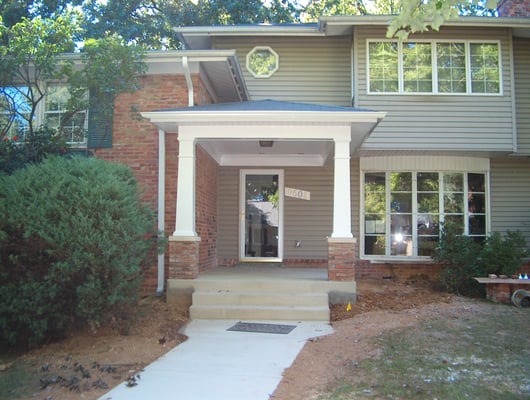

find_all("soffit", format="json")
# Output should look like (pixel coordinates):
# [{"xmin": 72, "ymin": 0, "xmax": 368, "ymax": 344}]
[{"xmin": 144, "ymin": 50, "xmax": 249, "ymax": 102}]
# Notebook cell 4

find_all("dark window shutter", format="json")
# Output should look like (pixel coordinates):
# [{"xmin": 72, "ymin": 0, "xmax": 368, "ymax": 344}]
[{"xmin": 87, "ymin": 94, "xmax": 113, "ymax": 149}]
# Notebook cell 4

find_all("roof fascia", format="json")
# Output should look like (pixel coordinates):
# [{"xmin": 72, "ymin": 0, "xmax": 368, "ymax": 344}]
[
  {"xmin": 320, "ymin": 15, "xmax": 530, "ymax": 33},
  {"xmin": 142, "ymin": 110, "xmax": 386, "ymax": 125}
]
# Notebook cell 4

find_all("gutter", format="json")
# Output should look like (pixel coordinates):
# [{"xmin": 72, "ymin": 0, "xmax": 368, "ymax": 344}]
[
  {"xmin": 182, "ymin": 56, "xmax": 194, "ymax": 107},
  {"xmin": 156, "ymin": 128, "xmax": 166, "ymax": 296}
]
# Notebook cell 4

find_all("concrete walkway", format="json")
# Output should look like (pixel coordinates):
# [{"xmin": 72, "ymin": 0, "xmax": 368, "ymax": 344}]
[{"xmin": 99, "ymin": 319, "xmax": 333, "ymax": 400}]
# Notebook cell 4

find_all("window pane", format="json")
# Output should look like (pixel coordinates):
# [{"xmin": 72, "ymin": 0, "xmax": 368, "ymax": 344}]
[
  {"xmin": 369, "ymin": 42, "xmax": 398, "ymax": 92},
  {"xmin": 365, "ymin": 172, "xmax": 386, "ymax": 213},
  {"xmin": 437, "ymin": 43, "xmax": 466, "ymax": 93},
  {"xmin": 0, "ymin": 86, "xmax": 32, "ymax": 139},
  {"xmin": 444, "ymin": 215, "xmax": 464, "ymax": 233},
  {"xmin": 365, "ymin": 235, "xmax": 386, "ymax": 255},
  {"xmin": 469, "ymin": 193, "xmax": 485, "ymax": 214},
  {"xmin": 391, "ymin": 235, "xmax": 412, "ymax": 256},
  {"xmin": 418, "ymin": 172, "xmax": 439, "ymax": 191},
  {"xmin": 391, "ymin": 214, "xmax": 412, "ymax": 235},
  {"xmin": 365, "ymin": 214, "xmax": 385, "ymax": 234},
  {"xmin": 444, "ymin": 173, "xmax": 463, "ymax": 192},
  {"xmin": 403, "ymin": 42, "xmax": 432, "ymax": 93},
  {"xmin": 44, "ymin": 85, "xmax": 87, "ymax": 144},
  {"xmin": 390, "ymin": 172, "xmax": 412, "ymax": 191},
  {"xmin": 418, "ymin": 193, "xmax": 439, "ymax": 213},
  {"xmin": 444, "ymin": 193, "xmax": 464, "ymax": 213},
  {"xmin": 469, "ymin": 214, "xmax": 486, "ymax": 235},
  {"xmin": 391, "ymin": 193, "xmax": 412, "ymax": 213},
  {"xmin": 468, "ymin": 173, "xmax": 485, "ymax": 192},
  {"xmin": 418, "ymin": 214, "xmax": 439, "ymax": 235},
  {"xmin": 470, "ymin": 43, "xmax": 500, "ymax": 94},
  {"xmin": 418, "ymin": 236, "xmax": 438, "ymax": 256}
]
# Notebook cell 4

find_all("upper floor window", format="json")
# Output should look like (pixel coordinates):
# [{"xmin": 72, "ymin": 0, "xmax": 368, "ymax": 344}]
[
  {"xmin": 246, "ymin": 46, "xmax": 279, "ymax": 78},
  {"xmin": 1, "ymin": 85, "xmax": 88, "ymax": 145},
  {"xmin": 363, "ymin": 171, "xmax": 487, "ymax": 258},
  {"xmin": 0, "ymin": 86, "xmax": 33, "ymax": 140},
  {"xmin": 45, "ymin": 85, "xmax": 87, "ymax": 144},
  {"xmin": 367, "ymin": 40, "xmax": 501, "ymax": 95}
]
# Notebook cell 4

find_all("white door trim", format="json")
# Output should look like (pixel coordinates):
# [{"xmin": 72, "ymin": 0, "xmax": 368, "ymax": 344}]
[{"xmin": 239, "ymin": 169, "xmax": 284, "ymax": 262}]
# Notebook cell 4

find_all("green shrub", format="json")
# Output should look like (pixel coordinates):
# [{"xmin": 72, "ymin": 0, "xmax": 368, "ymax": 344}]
[
  {"xmin": 0, "ymin": 126, "xmax": 68, "ymax": 174},
  {"xmin": 433, "ymin": 225, "xmax": 527, "ymax": 296},
  {"xmin": 0, "ymin": 156, "xmax": 155, "ymax": 347}
]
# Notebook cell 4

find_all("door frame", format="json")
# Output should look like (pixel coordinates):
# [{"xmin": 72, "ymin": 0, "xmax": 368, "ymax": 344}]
[{"xmin": 239, "ymin": 169, "xmax": 284, "ymax": 262}]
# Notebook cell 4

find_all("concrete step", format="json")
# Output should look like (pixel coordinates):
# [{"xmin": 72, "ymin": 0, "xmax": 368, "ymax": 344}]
[
  {"xmin": 190, "ymin": 304, "xmax": 330, "ymax": 322},
  {"xmin": 190, "ymin": 277, "xmax": 330, "ymax": 293},
  {"xmin": 192, "ymin": 290, "xmax": 328, "ymax": 307}
]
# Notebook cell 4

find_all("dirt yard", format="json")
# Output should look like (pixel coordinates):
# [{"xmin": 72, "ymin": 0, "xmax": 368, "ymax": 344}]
[{"xmin": 2, "ymin": 278, "xmax": 457, "ymax": 400}]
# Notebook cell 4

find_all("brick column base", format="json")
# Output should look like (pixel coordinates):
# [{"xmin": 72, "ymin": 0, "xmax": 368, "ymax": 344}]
[
  {"xmin": 168, "ymin": 236, "xmax": 201, "ymax": 279},
  {"xmin": 327, "ymin": 237, "xmax": 357, "ymax": 281}
]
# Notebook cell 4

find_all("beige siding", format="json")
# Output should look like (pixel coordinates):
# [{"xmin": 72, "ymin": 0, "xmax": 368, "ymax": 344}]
[
  {"xmin": 217, "ymin": 167, "xmax": 240, "ymax": 258},
  {"xmin": 355, "ymin": 26, "xmax": 515, "ymax": 152},
  {"xmin": 213, "ymin": 36, "xmax": 352, "ymax": 106},
  {"xmin": 284, "ymin": 166, "xmax": 333, "ymax": 259},
  {"xmin": 217, "ymin": 166, "xmax": 334, "ymax": 260},
  {"xmin": 490, "ymin": 158, "xmax": 530, "ymax": 246},
  {"xmin": 351, "ymin": 158, "xmax": 361, "ymax": 257},
  {"xmin": 514, "ymin": 37, "xmax": 530, "ymax": 154}
]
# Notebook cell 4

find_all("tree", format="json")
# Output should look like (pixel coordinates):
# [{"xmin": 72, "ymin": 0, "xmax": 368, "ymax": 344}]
[
  {"xmin": 0, "ymin": 13, "xmax": 146, "ymax": 171},
  {"xmin": 387, "ymin": 0, "xmax": 499, "ymax": 39},
  {"xmin": 82, "ymin": 0, "xmax": 299, "ymax": 49}
]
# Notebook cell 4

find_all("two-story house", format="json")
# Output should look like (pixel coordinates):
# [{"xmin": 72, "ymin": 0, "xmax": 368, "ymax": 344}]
[{"xmin": 19, "ymin": 1, "xmax": 528, "ymax": 314}]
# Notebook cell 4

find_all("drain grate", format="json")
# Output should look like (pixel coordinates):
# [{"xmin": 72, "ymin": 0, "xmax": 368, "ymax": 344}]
[{"xmin": 227, "ymin": 321, "xmax": 297, "ymax": 334}]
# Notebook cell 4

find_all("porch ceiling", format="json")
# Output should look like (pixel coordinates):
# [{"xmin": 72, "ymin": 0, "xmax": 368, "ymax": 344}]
[{"xmin": 198, "ymin": 138, "xmax": 335, "ymax": 166}]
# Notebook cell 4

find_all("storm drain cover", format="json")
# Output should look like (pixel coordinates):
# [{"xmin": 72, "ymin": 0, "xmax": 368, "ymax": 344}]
[{"xmin": 227, "ymin": 321, "xmax": 297, "ymax": 334}]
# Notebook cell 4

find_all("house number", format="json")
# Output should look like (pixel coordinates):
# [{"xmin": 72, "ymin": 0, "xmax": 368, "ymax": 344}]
[{"xmin": 285, "ymin": 187, "xmax": 310, "ymax": 201}]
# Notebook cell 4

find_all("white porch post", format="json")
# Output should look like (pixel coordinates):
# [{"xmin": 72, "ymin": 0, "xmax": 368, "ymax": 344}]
[
  {"xmin": 331, "ymin": 133, "xmax": 353, "ymax": 238},
  {"xmin": 173, "ymin": 134, "xmax": 198, "ymax": 238}
]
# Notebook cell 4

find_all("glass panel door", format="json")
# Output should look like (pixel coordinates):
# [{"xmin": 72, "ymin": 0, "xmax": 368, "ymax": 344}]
[{"xmin": 240, "ymin": 171, "xmax": 282, "ymax": 260}]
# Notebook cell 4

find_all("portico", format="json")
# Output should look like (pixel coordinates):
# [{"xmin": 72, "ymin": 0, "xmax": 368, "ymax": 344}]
[{"xmin": 142, "ymin": 99, "xmax": 385, "ymax": 282}]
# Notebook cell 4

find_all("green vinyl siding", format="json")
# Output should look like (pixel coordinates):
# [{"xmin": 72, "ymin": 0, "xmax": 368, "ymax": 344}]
[
  {"xmin": 490, "ymin": 157, "xmax": 530, "ymax": 247},
  {"xmin": 356, "ymin": 26, "xmax": 514, "ymax": 153},
  {"xmin": 213, "ymin": 36, "xmax": 352, "ymax": 106},
  {"xmin": 217, "ymin": 166, "xmax": 335, "ymax": 260},
  {"xmin": 514, "ymin": 37, "xmax": 530, "ymax": 154}
]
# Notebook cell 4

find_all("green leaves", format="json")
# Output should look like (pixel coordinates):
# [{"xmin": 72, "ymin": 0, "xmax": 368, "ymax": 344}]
[
  {"xmin": 387, "ymin": 0, "xmax": 499, "ymax": 39},
  {"xmin": 0, "ymin": 156, "xmax": 155, "ymax": 347}
]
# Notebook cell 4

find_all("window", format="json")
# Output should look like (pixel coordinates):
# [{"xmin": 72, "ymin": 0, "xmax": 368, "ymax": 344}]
[
  {"xmin": 367, "ymin": 40, "xmax": 501, "ymax": 94},
  {"xmin": 0, "ymin": 86, "xmax": 33, "ymax": 140},
  {"xmin": 1, "ymin": 85, "xmax": 88, "ymax": 145},
  {"xmin": 363, "ymin": 171, "xmax": 488, "ymax": 258},
  {"xmin": 44, "ymin": 85, "xmax": 87, "ymax": 144},
  {"xmin": 246, "ymin": 46, "xmax": 279, "ymax": 78}
]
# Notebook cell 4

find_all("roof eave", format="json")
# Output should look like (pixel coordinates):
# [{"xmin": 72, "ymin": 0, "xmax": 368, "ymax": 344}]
[{"xmin": 142, "ymin": 110, "xmax": 387, "ymax": 125}]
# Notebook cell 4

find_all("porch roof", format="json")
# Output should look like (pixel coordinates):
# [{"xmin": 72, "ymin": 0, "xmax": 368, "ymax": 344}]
[{"xmin": 142, "ymin": 100, "xmax": 386, "ymax": 166}]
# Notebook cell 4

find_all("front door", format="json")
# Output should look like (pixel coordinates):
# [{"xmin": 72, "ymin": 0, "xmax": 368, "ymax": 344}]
[{"xmin": 240, "ymin": 170, "xmax": 283, "ymax": 261}]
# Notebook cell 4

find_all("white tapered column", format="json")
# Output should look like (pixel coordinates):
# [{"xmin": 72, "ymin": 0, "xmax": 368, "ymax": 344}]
[
  {"xmin": 173, "ymin": 135, "xmax": 198, "ymax": 238},
  {"xmin": 331, "ymin": 134, "xmax": 353, "ymax": 238}
]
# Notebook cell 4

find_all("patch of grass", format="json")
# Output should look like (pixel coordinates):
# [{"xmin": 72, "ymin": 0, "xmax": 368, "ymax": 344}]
[
  {"xmin": 0, "ymin": 359, "xmax": 39, "ymax": 399},
  {"xmin": 320, "ymin": 304, "xmax": 530, "ymax": 400}
]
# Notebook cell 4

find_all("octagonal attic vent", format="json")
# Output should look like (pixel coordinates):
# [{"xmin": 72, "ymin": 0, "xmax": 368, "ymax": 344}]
[{"xmin": 246, "ymin": 46, "xmax": 279, "ymax": 78}]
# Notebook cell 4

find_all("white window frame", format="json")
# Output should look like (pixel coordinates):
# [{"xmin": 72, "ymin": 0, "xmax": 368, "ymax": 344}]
[
  {"xmin": 366, "ymin": 39, "xmax": 503, "ymax": 96},
  {"xmin": 360, "ymin": 156, "xmax": 490, "ymax": 261},
  {"xmin": 246, "ymin": 46, "xmax": 279, "ymax": 79},
  {"xmin": 43, "ymin": 84, "xmax": 88, "ymax": 145}
]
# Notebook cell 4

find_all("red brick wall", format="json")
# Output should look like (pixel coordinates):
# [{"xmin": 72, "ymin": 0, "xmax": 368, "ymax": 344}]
[
  {"xmin": 94, "ymin": 73, "xmax": 215, "ymax": 293},
  {"xmin": 356, "ymin": 260, "xmax": 444, "ymax": 281},
  {"xmin": 498, "ymin": 0, "xmax": 530, "ymax": 16},
  {"xmin": 196, "ymin": 145, "xmax": 218, "ymax": 272}
]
